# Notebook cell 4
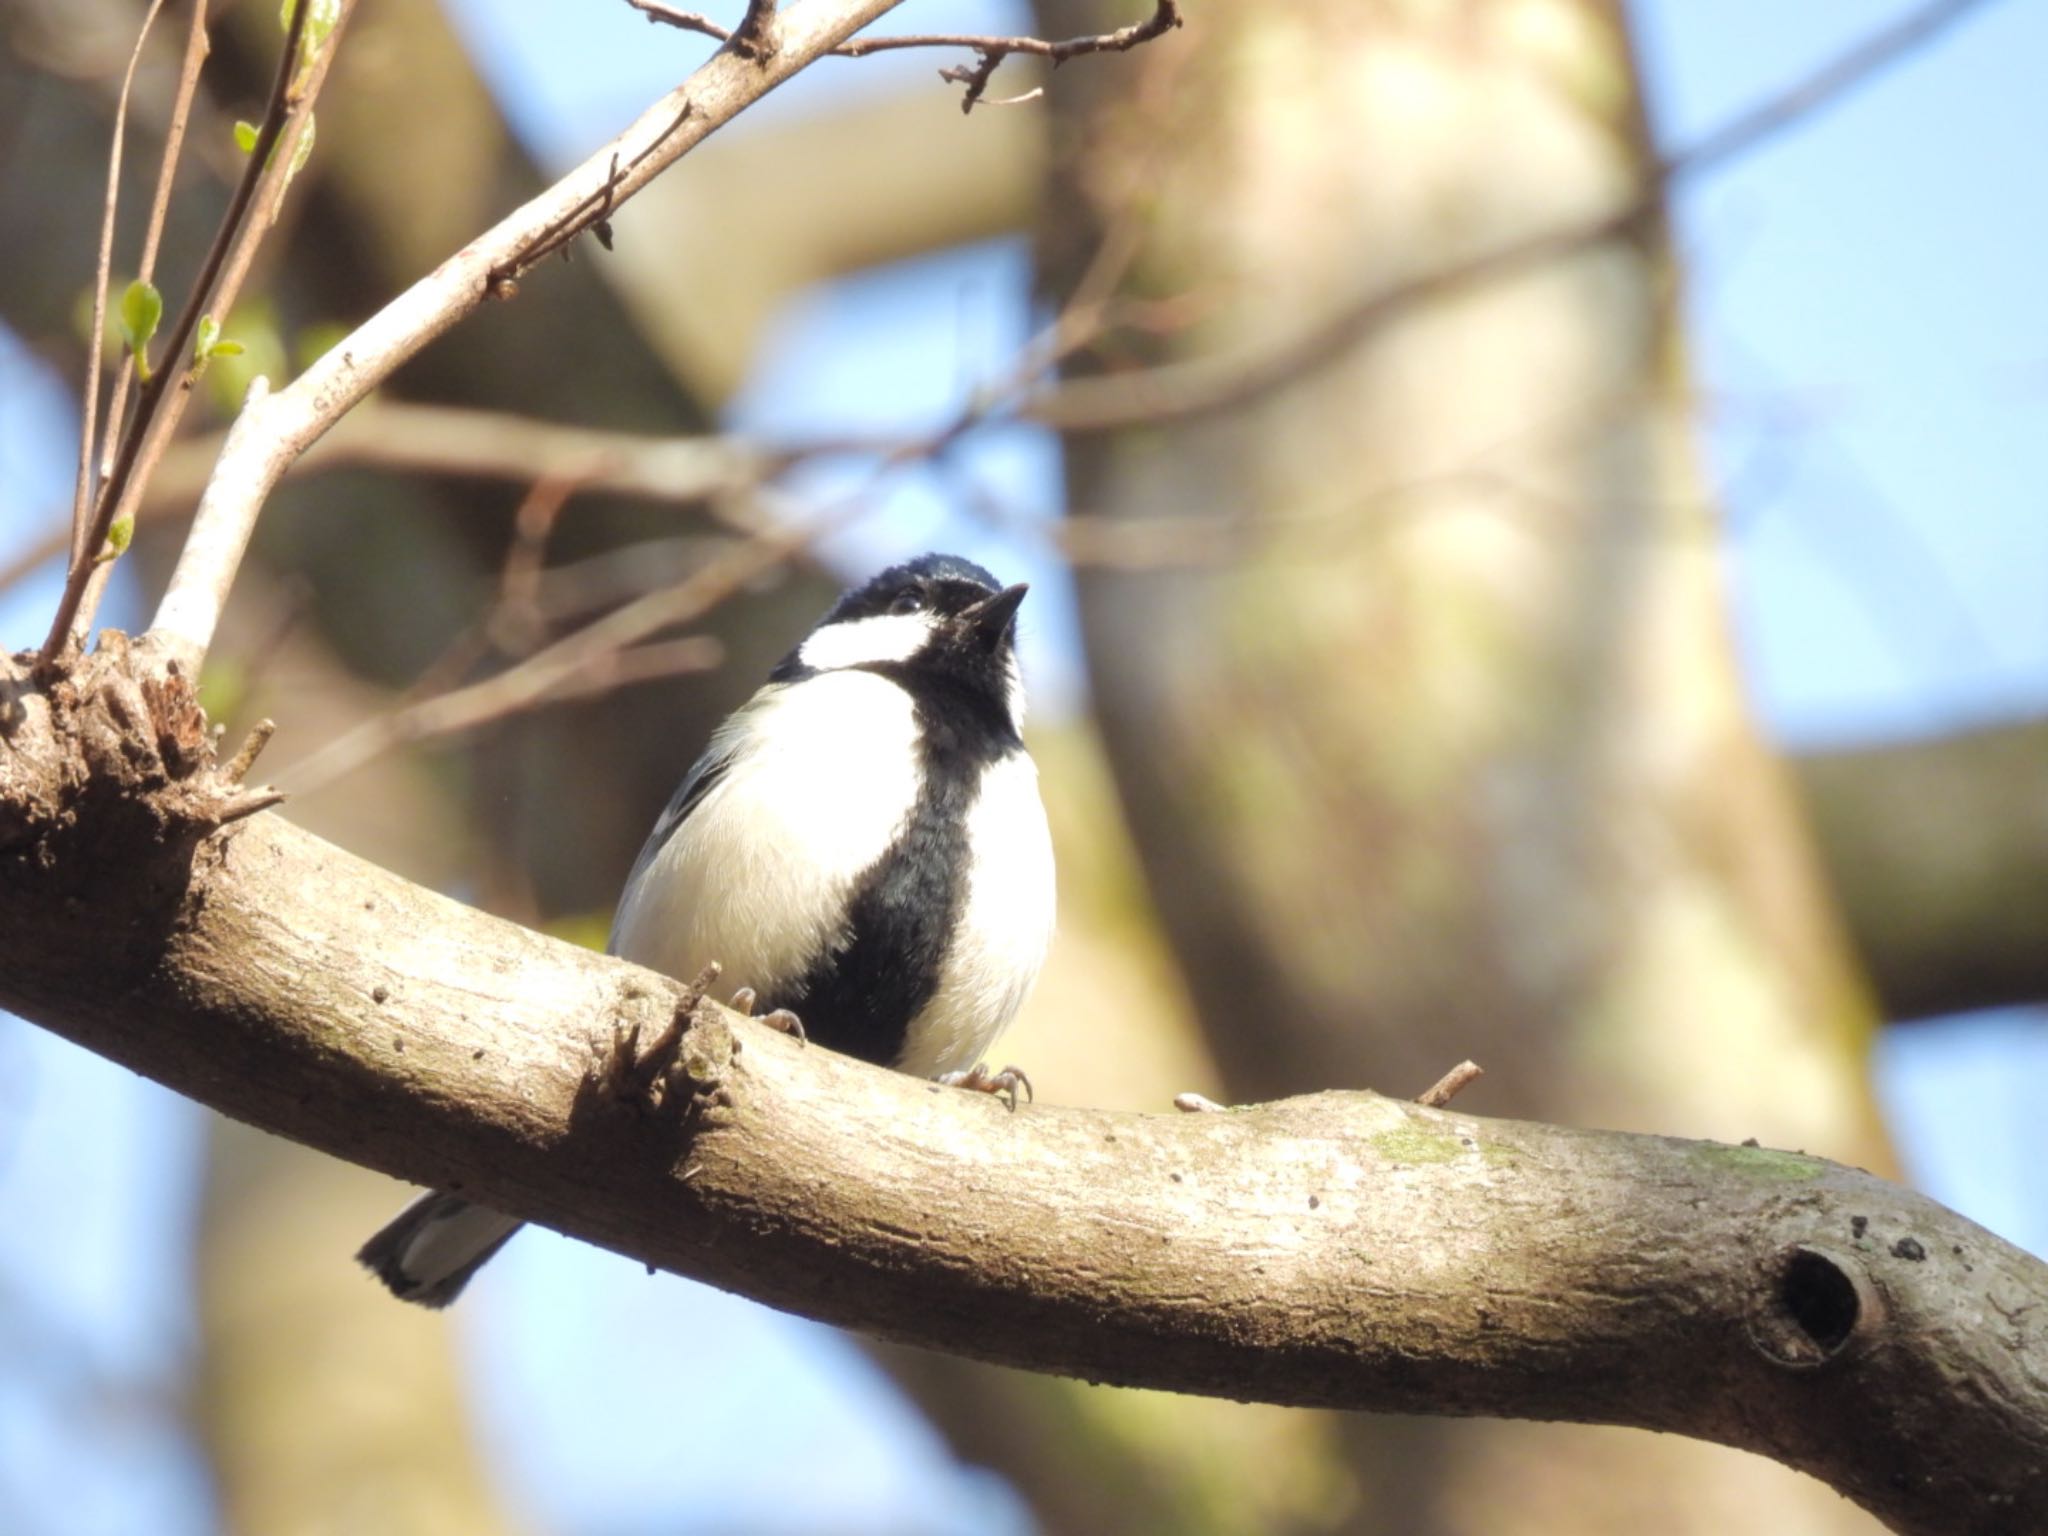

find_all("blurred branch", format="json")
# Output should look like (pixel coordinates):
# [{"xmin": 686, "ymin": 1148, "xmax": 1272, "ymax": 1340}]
[
  {"xmin": 157, "ymin": 400, "xmax": 772, "ymax": 515},
  {"xmin": 1796, "ymin": 718, "xmax": 2048, "ymax": 1022},
  {"xmin": 277, "ymin": 635, "xmax": 724, "ymax": 796},
  {"xmin": 275, "ymin": 520, "xmax": 814, "ymax": 792},
  {"xmin": 1023, "ymin": 0, "xmax": 2005, "ymax": 437},
  {"xmin": 1674, "ymin": 0, "xmax": 2004, "ymax": 172},
  {"xmin": 0, "ymin": 640, "xmax": 2043, "ymax": 1536}
]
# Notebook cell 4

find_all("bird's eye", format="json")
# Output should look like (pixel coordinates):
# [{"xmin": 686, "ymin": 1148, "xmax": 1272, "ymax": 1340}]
[{"xmin": 889, "ymin": 589, "xmax": 927, "ymax": 615}]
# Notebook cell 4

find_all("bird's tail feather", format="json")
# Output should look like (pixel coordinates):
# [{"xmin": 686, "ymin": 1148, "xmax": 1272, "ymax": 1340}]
[{"xmin": 356, "ymin": 1190, "xmax": 522, "ymax": 1308}]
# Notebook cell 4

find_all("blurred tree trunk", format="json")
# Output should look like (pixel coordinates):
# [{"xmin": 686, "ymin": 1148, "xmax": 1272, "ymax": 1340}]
[
  {"xmin": 1031, "ymin": 1, "xmax": 1892, "ymax": 1531},
  {"xmin": 193, "ymin": 575, "xmax": 523, "ymax": 1536},
  {"xmin": 199, "ymin": 1120, "xmax": 528, "ymax": 1536}
]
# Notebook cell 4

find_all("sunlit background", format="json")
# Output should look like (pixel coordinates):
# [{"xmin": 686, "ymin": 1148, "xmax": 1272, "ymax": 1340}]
[{"xmin": 2, "ymin": 2, "xmax": 2044, "ymax": 1531}]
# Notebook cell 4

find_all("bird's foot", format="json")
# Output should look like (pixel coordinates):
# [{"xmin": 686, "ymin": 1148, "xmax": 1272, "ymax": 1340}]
[
  {"xmin": 729, "ymin": 986, "xmax": 806, "ymax": 1046},
  {"xmin": 938, "ymin": 1062, "xmax": 1033, "ymax": 1112}
]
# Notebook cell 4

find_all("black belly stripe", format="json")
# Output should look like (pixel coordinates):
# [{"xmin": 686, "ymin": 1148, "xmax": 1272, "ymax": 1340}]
[{"xmin": 764, "ymin": 665, "xmax": 1020, "ymax": 1069}]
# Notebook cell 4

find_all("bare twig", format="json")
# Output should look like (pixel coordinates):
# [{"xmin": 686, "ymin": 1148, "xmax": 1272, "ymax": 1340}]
[
  {"xmin": 275, "ymin": 508, "xmax": 842, "ymax": 794},
  {"xmin": 213, "ymin": 788, "xmax": 287, "ymax": 825},
  {"xmin": 626, "ymin": 0, "xmax": 1183, "ymax": 110},
  {"xmin": 98, "ymin": 1, "xmax": 212, "ymax": 506},
  {"xmin": 141, "ymin": 0, "xmax": 913, "ymax": 679},
  {"xmin": 221, "ymin": 718, "xmax": 277, "ymax": 785},
  {"xmin": 491, "ymin": 111, "xmax": 694, "ymax": 289},
  {"xmin": 1415, "ymin": 1061, "xmax": 1484, "ymax": 1110}
]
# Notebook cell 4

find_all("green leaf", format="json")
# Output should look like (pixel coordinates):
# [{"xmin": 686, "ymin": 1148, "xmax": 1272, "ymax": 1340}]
[
  {"xmin": 115, "ymin": 279, "xmax": 162, "ymax": 380},
  {"xmin": 101, "ymin": 514, "xmax": 135, "ymax": 563},
  {"xmin": 192, "ymin": 314, "xmax": 248, "ymax": 368},
  {"xmin": 234, "ymin": 119, "xmax": 260, "ymax": 153},
  {"xmin": 116, "ymin": 279, "xmax": 162, "ymax": 353}
]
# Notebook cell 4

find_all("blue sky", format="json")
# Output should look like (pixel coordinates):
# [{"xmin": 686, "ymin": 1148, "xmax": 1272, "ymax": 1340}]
[{"xmin": 1, "ymin": 2, "xmax": 2044, "ymax": 1532}]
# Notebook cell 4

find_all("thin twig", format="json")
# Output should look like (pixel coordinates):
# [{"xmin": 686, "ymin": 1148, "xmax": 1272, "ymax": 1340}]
[
  {"xmin": 625, "ymin": 0, "xmax": 1182, "ymax": 110},
  {"xmin": 221, "ymin": 718, "xmax": 276, "ymax": 785},
  {"xmin": 490, "ymin": 110, "xmax": 695, "ymax": 290},
  {"xmin": 100, "ymin": 1, "xmax": 212, "ymax": 500},
  {"xmin": 1415, "ymin": 1061, "xmax": 1484, "ymax": 1110},
  {"xmin": 70, "ymin": 0, "xmax": 167, "ymax": 571},
  {"xmin": 44, "ymin": 0, "xmax": 342, "ymax": 663}
]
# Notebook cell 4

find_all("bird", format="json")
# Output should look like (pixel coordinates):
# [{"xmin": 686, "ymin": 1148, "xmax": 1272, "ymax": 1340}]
[{"xmin": 356, "ymin": 553, "xmax": 1057, "ymax": 1306}]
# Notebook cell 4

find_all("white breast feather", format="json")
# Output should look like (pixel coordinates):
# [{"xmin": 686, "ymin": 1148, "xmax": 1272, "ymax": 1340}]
[
  {"xmin": 894, "ymin": 749, "xmax": 1057, "ymax": 1079},
  {"xmin": 610, "ymin": 674, "xmax": 921, "ymax": 995}
]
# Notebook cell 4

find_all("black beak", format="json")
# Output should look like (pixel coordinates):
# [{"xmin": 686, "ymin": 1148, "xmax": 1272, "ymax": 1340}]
[{"xmin": 959, "ymin": 583, "xmax": 1028, "ymax": 650}]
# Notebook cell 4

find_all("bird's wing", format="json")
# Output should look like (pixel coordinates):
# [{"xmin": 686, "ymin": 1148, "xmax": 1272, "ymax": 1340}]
[{"xmin": 607, "ymin": 696, "xmax": 764, "ymax": 955}]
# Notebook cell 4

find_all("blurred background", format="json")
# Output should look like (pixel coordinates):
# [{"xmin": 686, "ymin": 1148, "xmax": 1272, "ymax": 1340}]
[{"xmin": 2, "ymin": 0, "xmax": 2045, "ymax": 1531}]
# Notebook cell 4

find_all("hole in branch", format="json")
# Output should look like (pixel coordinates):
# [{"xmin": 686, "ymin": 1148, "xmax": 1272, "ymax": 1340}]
[
  {"xmin": 1751, "ymin": 1244, "xmax": 1875, "ymax": 1368},
  {"xmin": 1781, "ymin": 1248, "xmax": 1859, "ymax": 1354}
]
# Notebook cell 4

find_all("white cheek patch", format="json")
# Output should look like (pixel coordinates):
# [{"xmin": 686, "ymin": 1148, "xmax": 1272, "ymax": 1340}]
[{"xmin": 797, "ymin": 612, "xmax": 935, "ymax": 672}]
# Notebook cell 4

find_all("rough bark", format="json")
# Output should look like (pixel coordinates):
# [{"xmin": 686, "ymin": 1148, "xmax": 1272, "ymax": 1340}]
[{"xmin": 2, "ymin": 640, "xmax": 2046, "ymax": 1536}]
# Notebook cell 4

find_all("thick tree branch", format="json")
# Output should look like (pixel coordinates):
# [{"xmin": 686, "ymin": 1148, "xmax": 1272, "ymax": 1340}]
[{"xmin": 0, "ymin": 643, "xmax": 2043, "ymax": 1536}]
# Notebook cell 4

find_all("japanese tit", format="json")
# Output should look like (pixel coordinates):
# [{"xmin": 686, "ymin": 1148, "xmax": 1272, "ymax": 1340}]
[{"xmin": 358, "ymin": 553, "xmax": 1056, "ymax": 1306}]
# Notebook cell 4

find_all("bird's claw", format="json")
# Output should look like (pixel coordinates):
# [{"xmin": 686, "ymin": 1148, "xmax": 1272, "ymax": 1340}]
[
  {"xmin": 731, "ymin": 986, "xmax": 805, "ymax": 1046},
  {"xmin": 761, "ymin": 1009, "xmax": 806, "ymax": 1046},
  {"xmin": 939, "ymin": 1062, "xmax": 1033, "ymax": 1112}
]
